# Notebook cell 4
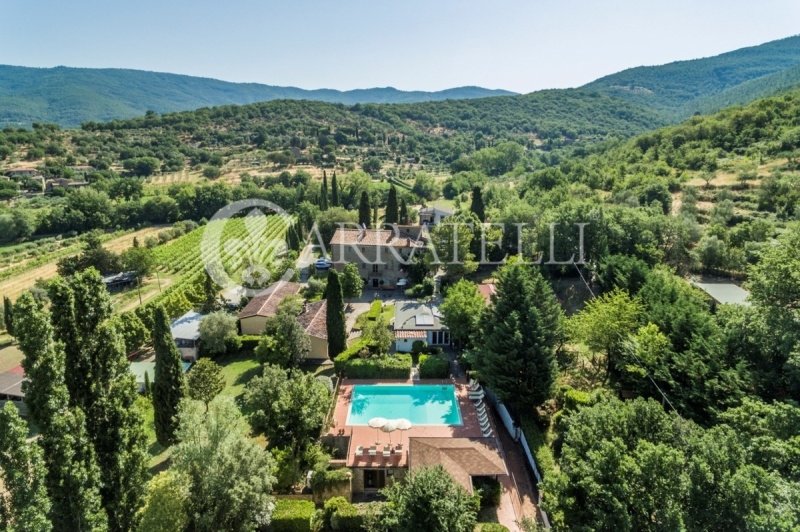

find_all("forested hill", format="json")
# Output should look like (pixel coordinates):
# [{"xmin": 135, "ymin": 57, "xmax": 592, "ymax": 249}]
[
  {"xmin": 583, "ymin": 34, "xmax": 800, "ymax": 118},
  {"xmin": 0, "ymin": 65, "xmax": 514, "ymax": 127}
]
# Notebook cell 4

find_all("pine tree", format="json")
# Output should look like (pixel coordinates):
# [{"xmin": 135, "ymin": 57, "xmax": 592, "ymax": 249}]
[
  {"xmin": 3, "ymin": 295, "xmax": 13, "ymax": 336},
  {"xmin": 399, "ymin": 199, "xmax": 409, "ymax": 225},
  {"xmin": 320, "ymin": 171, "xmax": 329, "ymax": 211},
  {"xmin": 0, "ymin": 402, "xmax": 51, "ymax": 532},
  {"xmin": 470, "ymin": 186, "xmax": 486, "ymax": 222},
  {"xmin": 386, "ymin": 185, "xmax": 399, "ymax": 224},
  {"xmin": 325, "ymin": 270, "xmax": 347, "ymax": 358},
  {"xmin": 358, "ymin": 191, "xmax": 371, "ymax": 228},
  {"xmin": 475, "ymin": 262, "xmax": 563, "ymax": 412},
  {"xmin": 152, "ymin": 305, "xmax": 185, "ymax": 446},
  {"xmin": 331, "ymin": 171, "xmax": 339, "ymax": 207}
]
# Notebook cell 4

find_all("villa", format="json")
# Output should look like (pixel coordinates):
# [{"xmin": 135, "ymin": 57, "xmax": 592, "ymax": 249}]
[
  {"xmin": 393, "ymin": 301, "xmax": 451, "ymax": 352},
  {"xmin": 237, "ymin": 280, "xmax": 304, "ymax": 335},
  {"xmin": 170, "ymin": 311, "xmax": 205, "ymax": 362},
  {"xmin": 324, "ymin": 380, "xmax": 506, "ymax": 495},
  {"xmin": 418, "ymin": 206, "xmax": 453, "ymax": 226},
  {"xmin": 329, "ymin": 226, "xmax": 426, "ymax": 290}
]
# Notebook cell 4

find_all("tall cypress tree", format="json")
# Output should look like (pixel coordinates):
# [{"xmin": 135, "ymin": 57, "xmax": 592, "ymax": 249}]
[
  {"xmin": 331, "ymin": 171, "xmax": 339, "ymax": 207},
  {"xmin": 13, "ymin": 292, "xmax": 107, "ymax": 531},
  {"xmin": 475, "ymin": 261, "xmax": 563, "ymax": 412},
  {"xmin": 201, "ymin": 269, "xmax": 219, "ymax": 313},
  {"xmin": 470, "ymin": 186, "xmax": 486, "ymax": 222},
  {"xmin": 152, "ymin": 305, "xmax": 185, "ymax": 446},
  {"xmin": 325, "ymin": 270, "xmax": 347, "ymax": 358},
  {"xmin": 0, "ymin": 402, "xmax": 51, "ymax": 531},
  {"xmin": 358, "ymin": 191, "xmax": 371, "ymax": 228},
  {"xmin": 46, "ymin": 272, "xmax": 146, "ymax": 531},
  {"xmin": 385, "ymin": 185, "xmax": 399, "ymax": 224},
  {"xmin": 320, "ymin": 171, "xmax": 329, "ymax": 211},
  {"xmin": 2, "ymin": 295, "xmax": 13, "ymax": 336},
  {"xmin": 399, "ymin": 199, "xmax": 409, "ymax": 225}
]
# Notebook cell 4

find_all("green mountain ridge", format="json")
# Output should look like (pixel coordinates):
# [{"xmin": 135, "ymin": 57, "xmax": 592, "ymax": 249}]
[
  {"xmin": 0, "ymin": 65, "xmax": 515, "ymax": 127},
  {"xmin": 583, "ymin": 34, "xmax": 800, "ymax": 117}
]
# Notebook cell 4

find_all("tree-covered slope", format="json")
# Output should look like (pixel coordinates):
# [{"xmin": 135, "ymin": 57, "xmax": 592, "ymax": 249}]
[
  {"xmin": 0, "ymin": 65, "xmax": 515, "ymax": 127},
  {"xmin": 583, "ymin": 34, "xmax": 800, "ymax": 118}
]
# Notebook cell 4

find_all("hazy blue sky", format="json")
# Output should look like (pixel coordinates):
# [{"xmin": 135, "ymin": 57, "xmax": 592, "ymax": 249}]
[{"xmin": 2, "ymin": 0, "xmax": 798, "ymax": 93}]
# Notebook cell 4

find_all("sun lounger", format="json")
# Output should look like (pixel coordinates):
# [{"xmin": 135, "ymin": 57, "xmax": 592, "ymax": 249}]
[
  {"xmin": 382, "ymin": 445, "xmax": 391, "ymax": 457},
  {"xmin": 355, "ymin": 445, "xmax": 364, "ymax": 456},
  {"xmin": 368, "ymin": 446, "xmax": 377, "ymax": 457}
]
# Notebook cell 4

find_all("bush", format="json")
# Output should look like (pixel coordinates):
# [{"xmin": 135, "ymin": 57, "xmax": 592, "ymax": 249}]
[
  {"xmin": 239, "ymin": 334, "xmax": 261, "ymax": 353},
  {"xmin": 419, "ymin": 354, "xmax": 450, "ymax": 378},
  {"xmin": 366, "ymin": 299, "xmax": 382, "ymax": 320},
  {"xmin": 332, "ymin": 339, "xmax": 370, "ymax": 374},
  {"xmin": 270, "ymin": 498, "xmax": 315, "ymax": 532},
  {"xmin": 473, "ymin": 477, "xmax": 502, "ymax": 508},
  {"xmin": 476, "ymin": 524, "xmax": 510, "ymax": 532},
  {"xmin": 330, "ymin": 503, "xmax": 362, "ymax": 531},
  {"xmin": 337, "ymin": 354, "xmax": 412, "ymax": 379},
  {"xmin": 310, "ymin": 468, "xmax": 351, "ymax": 494}
]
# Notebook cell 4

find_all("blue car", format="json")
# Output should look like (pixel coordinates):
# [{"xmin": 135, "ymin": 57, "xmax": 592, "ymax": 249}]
[{"xmin": 315, "ymin": 258, "xmax": 333, "ymax": 270}]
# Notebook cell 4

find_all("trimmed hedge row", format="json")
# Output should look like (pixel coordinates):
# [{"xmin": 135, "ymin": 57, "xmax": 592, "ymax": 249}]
[
  {"xmin": 476, "ymin": 524, "xmax": 510, "ymax": 532},
  {"xmin": 418, "ymin": 354, "xmax": 450, "ymax": 378},
  {"xmin": 269, "ymin": 498, "xmax": 315, "ymax": 532},
  {"xmin": 338, "ymin": 354, "xmax": 412, "ymax": 379},
  {"xmin": 239, "ymin": 334, "xmax": 261, "ymax": 352},
  {"xmin": 333, "ymin": 339, "xmax": 370, "ymax": 374}
]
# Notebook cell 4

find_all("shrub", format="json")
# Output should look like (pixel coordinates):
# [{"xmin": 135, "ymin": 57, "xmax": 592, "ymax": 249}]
[
  {"xmin": 419, "ymin": 354, "xmax": 450, "ymax": 378},
  {"xmin": 333, "ymin": 339, "xmax": 370, "ymax": 374},
  {"xmin": 270, "ymin": 498, "xmax": 315, "ymax": 532},
  {"xmin": 473, "ymin": 477, "xmax": 502, "ymax": 508},
  {"xmin": 310, "ymin": 468, "xmax": 352, "ymax": 493},
  {"xmin": 476, "ymin": 524, "xmax": 510, "ymax": 532},
  {"xmin": 239, "ymin": 334, "xmax": 262, "ymax": 353},
  {"xmin": 330, "ymin": 503, "xmax": 362, "ymax": 531},
  {"xmin": 337, "ymin": 354, "xmax": 412, "ymax": 379},
  {"xmin": 366, "ymin": 299, "xmax": 382, "ymax": 320}
]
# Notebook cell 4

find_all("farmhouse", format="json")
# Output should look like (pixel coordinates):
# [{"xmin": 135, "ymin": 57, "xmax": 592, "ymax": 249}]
[
  {"xmin": 297, "ymin": 299, "xmax": 329, "ymax": 360},
  {"xmin": 237, "ymin": 280, "xmax": 304, "ymax": 335},
  {"xmin": 330, "ymin": 226, "xmax": 425, "ymax": 290},
  {"xmin": 393, "ymin": 301, "xmax": 451, "ymax": 352},
  {"xmin": 102, "ymin": 271, "xmax": 138, "ymax": 292},
  {"xmin": 170, "ymin": 311, "xmax": 204, "ymax": 362},
  {"xmin": 418, "ymin": 206, "xmax": 452, "ymax": 226}
]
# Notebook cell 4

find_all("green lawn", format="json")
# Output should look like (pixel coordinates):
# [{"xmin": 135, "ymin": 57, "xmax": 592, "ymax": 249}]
[
  {"xmin": 216, "ymin": 351, "xmax": 262, "ymax": 399},
  {"xmin": 135, "ymin": 395, "xmax": 170, "ymax": 474}
]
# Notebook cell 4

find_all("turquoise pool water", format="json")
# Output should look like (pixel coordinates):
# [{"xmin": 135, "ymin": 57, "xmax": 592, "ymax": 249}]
[{"xmin": 347, "ymin": 384, "xmax": 462, "ymax": 426}]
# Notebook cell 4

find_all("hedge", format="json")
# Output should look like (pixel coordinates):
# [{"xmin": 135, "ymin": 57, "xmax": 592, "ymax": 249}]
[
  {"xmin": 475, "ymin": 524, "xmax": 510, "ymax": 532},
  {"xmin": 269, "ymin": 498, "xmax": 315, "ymax": 532},
  {"xmin": 418, "ymin": 354, "xmax": 450, "ymax": 379},
  {"xmin": 239, "ymin": 334, "xmax": 261, "ymax": 353},
  {"xmin": 337, "ymin": 354, "xmax": 412, "ymax": 379},
  {"xmin": 333, "ymin": 339, "xmax": 370, "ymax": 374}
]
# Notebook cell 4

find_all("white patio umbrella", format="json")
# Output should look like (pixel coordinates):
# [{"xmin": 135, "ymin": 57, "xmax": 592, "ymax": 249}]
[
  {"xmin": 368, "ymin": 417, "xmax": 388, "ymax": 444},
  {"xmin": 381, "ymin": 419, "xmax": 399, "ymax": 445},
  {"xmin": 394, "ymin": 418, "xmax": 412, "ymax": 448}
]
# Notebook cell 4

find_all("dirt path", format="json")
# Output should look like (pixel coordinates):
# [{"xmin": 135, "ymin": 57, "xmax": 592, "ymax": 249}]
[{"xmin": 0, "ymin": 227, "xmax": 165, "ymax": 301}]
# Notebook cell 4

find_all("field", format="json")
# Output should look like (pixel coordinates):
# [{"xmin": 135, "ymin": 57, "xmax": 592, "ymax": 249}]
[{"xmin": 0, "ymin": 226, "xmax": 166, "ymax": 301}]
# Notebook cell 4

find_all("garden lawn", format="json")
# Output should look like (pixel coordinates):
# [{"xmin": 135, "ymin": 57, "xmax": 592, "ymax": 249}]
[{"xmin": 216, "ymin": 351, "xmax": 261, "ymax": 399}]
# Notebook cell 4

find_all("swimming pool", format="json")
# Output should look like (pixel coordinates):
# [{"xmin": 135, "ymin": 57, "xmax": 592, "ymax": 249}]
[{"xmin": 347, "ymin": 384, "xmax": 462, "ymax": 426}]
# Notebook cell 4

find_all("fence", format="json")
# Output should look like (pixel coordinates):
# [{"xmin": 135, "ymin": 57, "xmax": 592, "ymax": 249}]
[{"xmin": 484, "ymin": 387, "xmax": 550, "ymax": 528}]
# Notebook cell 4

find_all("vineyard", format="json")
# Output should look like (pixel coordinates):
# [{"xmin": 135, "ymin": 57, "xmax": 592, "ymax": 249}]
[{"xmin": 148, "ymin": 213, "xmax": 292, "ymax": 316}]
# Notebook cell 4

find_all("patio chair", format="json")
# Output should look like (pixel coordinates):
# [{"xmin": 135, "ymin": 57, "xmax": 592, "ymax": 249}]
[
  {"xmin": 469, "ymin": 391, "xmax": 485, "ymax": 401},
  {"xmin": 477, "ymin": 411, "xmax": 489, "ymax": 423},
  {"xmin": 480, "ymin": 419, "xmax": 491, "ymax": 431},
  {"xmin": 355, "ymin": 445, "xmax": 364, "ymax": 457},
  {"xmin": 382, "ymin": 445, "xmax": 391, "ymax": 457},
  {"xmin": 468, "ymin": 379, "xmax": 481, "ymax": 391},
  {"xmin": 482, "ymin": 427, "xmax": 493, "ymax": 437},
  {"xmin": 395, "ymin": 443, "xmax": 403, "ymax": 451},
  {"xmin": 368, "ymin": 446, "xmax": 377, "ymax": 457}
]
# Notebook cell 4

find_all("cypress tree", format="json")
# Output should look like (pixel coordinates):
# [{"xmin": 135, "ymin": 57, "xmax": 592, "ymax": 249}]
[
  {"xmin": 201, "ymin": 269, "xmax": 219, "ymax": 313},
  {"xmin": 0, "ymin": 402, "xmax": 51, "ymax": 531},
  {"xmin": 3, "ymin": 295, "xmax": 13, "ymax": 336},
  {"xmin": 325, "ymin": 270, "xmax": 347, "ymax": 358},
  {"xmin": 475, "ymin": 262, "xmax": 563, "ymax": 412},
  {"xmin": 320, "ymin": 171, "xmax": 329, "ymax": 211},
  {"xmin": 358, "ymin": 191, "xmax": 371, "ymax": 228},
  {"xmin": 144, "ymin": 370, "xmax": 152, "ymax": 397},
  {"xmin": 152, "ymin": 305, "xmax": 185, "ymax": 446},
  {"xmin": 399, "ymin": 199, "xmax": 409, "ymax": 225},
  {"xmin": 470, "ymin": 186, "xmax": 486, "ymax": 222},
  {"xmin": 386, "ymin": 185, "xmax": 399, "ymax": 224},
  {"xmin": 13, "ymin": 292, "xmax": 107, "ymax": 531},
  {"xmin": 286, "ymin": 222, "xmax": 300, "ymax": 252},
  {"xmin": 331, "ymin": 171, "xmax": 339, "ymax": 207}
]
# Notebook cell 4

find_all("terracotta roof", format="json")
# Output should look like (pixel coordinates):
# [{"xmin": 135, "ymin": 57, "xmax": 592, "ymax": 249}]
[
  {"xmin": 329, "ymin": 227, "xmax": 426, "ymax": 248},
  {"xmin": 395, "ymin": 330, "xmax": 427, "ymax": 339},
  {"xmin": 238, "ymin": 281, "xmax": 303, "ymax": 319},
  {"xmin": 408, "ymin": 437, "xmax": 507, "ymax": 493},
  {"xmin": 297, "ymin": 300, "xmax": 328, "ymax": 339}
]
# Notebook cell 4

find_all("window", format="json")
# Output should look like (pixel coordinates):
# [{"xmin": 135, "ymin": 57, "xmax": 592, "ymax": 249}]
[{"xmin": 372, "ymin": 264, "xmax": 379, "ymax": 273}]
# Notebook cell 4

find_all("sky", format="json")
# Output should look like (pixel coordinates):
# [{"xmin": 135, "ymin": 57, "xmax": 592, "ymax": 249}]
[{"xmin": 2, "ymin": 0, "xmax": 799, "ymax": 93}]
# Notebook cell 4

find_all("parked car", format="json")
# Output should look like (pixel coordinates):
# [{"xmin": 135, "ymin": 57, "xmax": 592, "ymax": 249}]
[{"xmin": 315, "ymin": 258, "xmax": 333, "ymax": 270}]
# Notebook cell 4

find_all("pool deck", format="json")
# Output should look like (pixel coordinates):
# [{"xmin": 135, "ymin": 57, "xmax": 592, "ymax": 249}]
[{"xmin": 329, "ymin": 377, "xmax": 490, "ymax": 468}]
